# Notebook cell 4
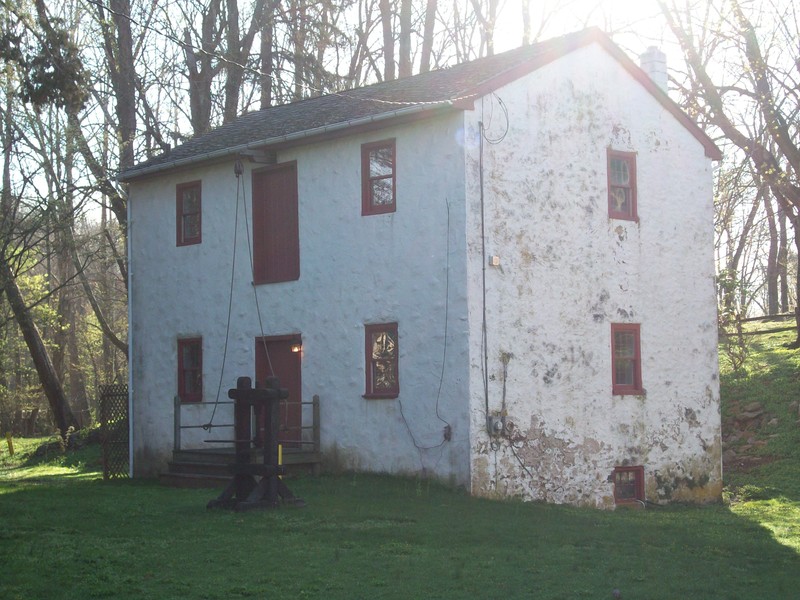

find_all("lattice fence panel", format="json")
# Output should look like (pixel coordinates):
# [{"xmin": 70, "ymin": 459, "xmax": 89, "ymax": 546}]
[{"xmin": 100, "ymin": 384, "xmax": 129, "ymax": 480}]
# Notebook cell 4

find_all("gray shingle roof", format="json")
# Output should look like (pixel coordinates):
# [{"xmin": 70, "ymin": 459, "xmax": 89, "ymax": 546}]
[{"xmin": 120, "ymin": 28, "xmax": 719, "ymax": 182}]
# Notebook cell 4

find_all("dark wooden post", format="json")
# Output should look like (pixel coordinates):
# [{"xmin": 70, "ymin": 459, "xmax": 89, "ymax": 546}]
[{"xmin": 207, "ymin": 375, "xmax": 304, "ymax": 510}]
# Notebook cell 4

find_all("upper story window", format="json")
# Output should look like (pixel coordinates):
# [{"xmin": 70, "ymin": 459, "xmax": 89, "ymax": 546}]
[
  {"xmin": 611, "ymin": 323, "xmax": 643, "ymax": 395},
  {"xmin": 362, "ymin": 139, "xmax": 396, "ymax": 215},
  {"xmin": 176, "ymin": 181, "xmax": 202, "ymax": 246},
  {"xmin": 364, "ymin": 322, "xmax": 399, "ymax": 398},
  {"xmin": 177, "ymin": 337, "xmax": 203, "ymax": 403},
  {"xmin": 607, "ymin": 150, "xmax": 637, "ymax": 221}
]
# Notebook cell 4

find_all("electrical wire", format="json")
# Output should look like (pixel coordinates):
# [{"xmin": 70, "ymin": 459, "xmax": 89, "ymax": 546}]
[
  {"xmin": 433, "ymin": 197, "xmax": 454, "ymax": 426},
  {"xmin": 483, "ymin": 93, "xmax": 510, "ymax": 145},
  {"xmin": 397, "ymin": 196, "xmax": 454, "ymax": 460},
  {"xmin": 479, "ymin": 110, "xmax": 490, "ymax": 424}
]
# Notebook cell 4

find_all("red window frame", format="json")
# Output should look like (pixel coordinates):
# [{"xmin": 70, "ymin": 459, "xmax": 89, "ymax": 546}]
[
  {"xmin": 177, "ymin": 338, "xmax": 203, "ymax": 403},
  {"xmin": 607, "ymin": 150, "xmax": 637, "ymax": 221},
  {"xmin": 613, "ymin": 466, "xmax": 645, "ymax": 505},
  {"xmin": 361, "ymin": 139, "xmax": 396, "ymax": 215},
  {"xmin": 176, "ymin": 181, "xmax": 202, "ymax": 246},
  {"xmin": 611, "ymin": 323, "xmax": 643, "ymax": 395},
  {"xmin": 364, "ymin": 322, "xmax": 399, "ymax": 399}
]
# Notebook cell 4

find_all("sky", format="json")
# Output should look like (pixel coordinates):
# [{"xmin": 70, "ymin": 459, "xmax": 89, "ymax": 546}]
[{"xmin": 492, "ymin": 0, "xmax": 678, "ymax": 65}]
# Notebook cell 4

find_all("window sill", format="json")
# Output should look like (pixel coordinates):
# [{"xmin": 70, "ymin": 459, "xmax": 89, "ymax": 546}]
[
  {"xmin": 612, "ymin": 388, "xmax": 646, "ymax": 397},
  {"xmin": 363, "ymin": 393, "xmax": 399, "ymax": 400},
  {"xmin": 608, "ymin": 214, "xmax": 639, "ymax": 223},
  {"xmin": 362, "ymin": 205, "xmax": 396, "ymax": 216}
]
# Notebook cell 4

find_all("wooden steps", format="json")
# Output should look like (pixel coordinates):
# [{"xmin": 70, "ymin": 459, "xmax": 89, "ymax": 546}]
[{"xmin": 160, "ymin": 447, "xmax": 321, "ymax": 489}]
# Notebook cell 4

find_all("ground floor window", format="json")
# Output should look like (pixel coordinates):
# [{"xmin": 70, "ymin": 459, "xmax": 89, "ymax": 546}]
[
  {"xmin": 613, "ymin": 465, "xmax": 644, "ymax": 505},
  {"xmin": 178, "ymin": 337, "xmax": 202, "ymax": 403},
  {"xmin": 364, "ymin": 322, "xmax": 399, "ymax": 398}
]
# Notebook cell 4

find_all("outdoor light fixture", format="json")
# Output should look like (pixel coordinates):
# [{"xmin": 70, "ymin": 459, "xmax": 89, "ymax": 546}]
[{"xmin": 291, "ymin": 343, "xmax": 302, "ymax": 353}]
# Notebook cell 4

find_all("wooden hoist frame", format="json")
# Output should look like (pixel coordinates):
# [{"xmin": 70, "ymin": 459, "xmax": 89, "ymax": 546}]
[{"xmin": 207, "ymin": 376, "xmax": 305, "ymax": 511}]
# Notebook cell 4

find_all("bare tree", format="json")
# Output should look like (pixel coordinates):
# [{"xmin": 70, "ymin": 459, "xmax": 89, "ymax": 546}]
[{"xmin": 659, "ymin": 0, "xmax": 800, "ymax": 344}]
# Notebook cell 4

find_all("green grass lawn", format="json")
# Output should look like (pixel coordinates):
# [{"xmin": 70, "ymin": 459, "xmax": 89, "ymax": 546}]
[{"xmin": 1, "ymin": 328, "xmax": 799, "ymax": 599}]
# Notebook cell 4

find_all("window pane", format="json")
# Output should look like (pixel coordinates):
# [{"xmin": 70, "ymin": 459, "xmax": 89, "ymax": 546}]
[
  {"xmin": 615, "ymin": 470, "xmax": 638, "ymax": 499},
  {"xmin": 610, "ymin": 187, "xmax": 630, "ymax": 214},
  {"xmin": 369, "ymin": 327, "xmax": 398, "ymax": 394},
  {"xmin": 183, "ymin": 214, "xmax": 200, "ymax": 240},
  {"xmin": 184, "ymin": 370, "xmax": 200, "ymax": 395},
  {"xmin": 610, "ymin": 158, "xmax": 630, "ymax": 185},
  {"xmin": 372, "ymin": 330, "xmax": 397, "ymax": 361},
  {"xmin": 180, "ymin": 341, "xmax": 202, "ymax": 399},
  {"xmin": 369, "ymin": 147, "xmax": 393, "ymax": 177},
  {"xmin": 614, "ymin": 332, "xmax": 634, "ymax": 358},
  {"xmin": 182, "ymin": 344, "xmax": 199, "ymax": 368},
  {"xmin": 370, "ymin": 178, "xmax": 393, "ymax": 206},
  {"xmin": 182, "ymin": 189, "xmax": 199, "ymax": 215},
  {"xmin": 615, "ymin": 360, "xmax": 634, "ymax": 385},
  {"xmin": 372, "ymin": 360, "xmax": 397, "ymax": 391}
]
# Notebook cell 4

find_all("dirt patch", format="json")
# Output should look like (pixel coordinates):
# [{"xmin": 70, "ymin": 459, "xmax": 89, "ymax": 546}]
[{"xmin": 724, "ymin": 453, "xmax": 778, "ymax": 474}]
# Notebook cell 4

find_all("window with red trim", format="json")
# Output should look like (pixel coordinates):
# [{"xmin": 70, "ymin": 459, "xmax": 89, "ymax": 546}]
[
  {"xmin": 176, "ymin": 181, "xmax": 202, "ymax": 246},
  {"xmin": 362, "ymin": 139, "xmax": 396, "ymax": 215},
  {"xmin": 613, "ymin": 466, "xmax": 644, "ymax": 505},
  {"xmin": 607, "ymin": 150, "xmax": 637, "ymax": 221},
  {"xmin": 178, "ymin": 338, "xmax": 202, "ymax": 403},
  {"xmin": 611, "ymin": 323, "xmax": 643, "ymax": 395},
  {"xmin": 364, "ymin": 323, "xmax": 399, "ymax": 398}
]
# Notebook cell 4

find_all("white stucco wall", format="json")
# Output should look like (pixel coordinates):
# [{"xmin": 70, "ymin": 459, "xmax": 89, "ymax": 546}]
[
  {"xmin": 129, "ymin": 113, "xmax": 473, "ymax": 483},
  {"xmin": 464, "ymin": 44, "xmax": 721, "ymax": 507}
]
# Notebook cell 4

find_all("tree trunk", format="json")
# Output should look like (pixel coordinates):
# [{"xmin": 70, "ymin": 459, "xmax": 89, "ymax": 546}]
[
  {"xmin": 792, "ymin": 213, "xmax": 800, "ymax": 348},
  {"xmin": 109, "ymin": 0, "xmax": 137, "ymax": 173},
  {"xmin": 68, "ymin": 312, "xmax": 90, "ymax": 428},
  {"xmin": 184, "ymin": 0, "xmax": 222, "ymax": 135},
  {"xmin": 521, "ymin": 0, "xmax": 531, "ymax": 45},
  {"xmin": 778, "ymin": 205, "xmax": 789, "ymax": 312},
  {"xmin": 764, "ymin": 193, "xmax": 779, "ymax": 315},
  {"xmin": 291, "ymin": 0, "xmax": 307, "ymax": 100},
  {"xmin": 398, "ymin": 0, "xmax": 412, "ymax": 78},
  {"xmin": 260, "ymin": 7, "xmax": 274, "ymax": 108},
  {"xmin": 379, "ymin": 0, "xmax": 395, "ymax": 80},
  {"xmin": 419, "ymin": 0, "xmax": 437, "ymax": 73},
  {"xmin": 223, "ymin": 0, "xmax": 243, "ymax": 123},
  {"xmin": 224, "ymin": 0, "xmax": 268, "ymax": 123},
  {"xmin": 0, "ymin": 258, "xmax": 77, "ymax": 435}
]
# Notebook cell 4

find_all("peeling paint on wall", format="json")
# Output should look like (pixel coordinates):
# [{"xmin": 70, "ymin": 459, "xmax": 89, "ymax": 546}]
[{"xmin": 465, "ymin": 45, "xmax": 721, "ymax": 508}]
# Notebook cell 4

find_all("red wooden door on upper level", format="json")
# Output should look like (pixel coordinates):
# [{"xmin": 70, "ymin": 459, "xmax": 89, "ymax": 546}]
[{"xmin": 252, "ymin": 162, "xmax": 299, "ymax": 284}]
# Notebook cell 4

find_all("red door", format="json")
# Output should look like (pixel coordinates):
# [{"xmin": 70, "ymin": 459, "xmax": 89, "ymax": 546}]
[{"xmin": 255, "ymin": 336, "xmax": 302, "ymax": 448}]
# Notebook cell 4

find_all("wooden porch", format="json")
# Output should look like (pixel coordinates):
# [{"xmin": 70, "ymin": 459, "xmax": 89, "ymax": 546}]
[{"xmin": 160, "ymin": 394, "xmax": 321, "ymax": 488}]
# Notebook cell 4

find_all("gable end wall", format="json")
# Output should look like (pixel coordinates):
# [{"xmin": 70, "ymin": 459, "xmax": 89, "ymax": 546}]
[{"xmin": 464, "ymin": 44, "xmax": 721, "ymax": 508}]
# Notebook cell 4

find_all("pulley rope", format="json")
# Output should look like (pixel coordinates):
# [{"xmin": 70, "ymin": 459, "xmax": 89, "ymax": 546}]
[
  {"xmin": 240, "ymin": 166, "xmax": 275, "ymax": 379},
  {"xmin": 202, "ymin": 161, "xmax": 243, "ymax": 431}
]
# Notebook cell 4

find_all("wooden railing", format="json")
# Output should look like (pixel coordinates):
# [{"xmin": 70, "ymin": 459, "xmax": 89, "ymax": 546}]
[{"xmin": 173, "ymin": 395, "xmax": 320, "ymax": 455}]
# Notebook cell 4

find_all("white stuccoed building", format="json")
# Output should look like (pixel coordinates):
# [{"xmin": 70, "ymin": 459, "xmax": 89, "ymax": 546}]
[{"xmin": 121, "ymin": 28, "xmax": 723, "ymax": 508}]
